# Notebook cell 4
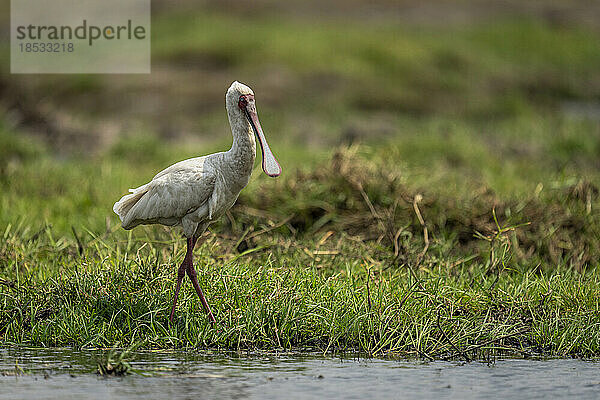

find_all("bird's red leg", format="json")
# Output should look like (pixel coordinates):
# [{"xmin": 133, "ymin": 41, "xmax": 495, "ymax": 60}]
[
  {"xmin": 186, "ymin": 239, "xmax": 217, "ymax": 324},
  {"xmin": 169, "ymin": 236, "xmax": 197, "ymax": 322}
]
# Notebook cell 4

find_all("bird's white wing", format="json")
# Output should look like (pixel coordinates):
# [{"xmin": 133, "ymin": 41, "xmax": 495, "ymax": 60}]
[
  {"xmin": 151, "ymin": 157, "xmax": 205, "ymax": 181},
  {"xmin": 114, "ymin": 157, "xmax": 216, "ymax": 229}
]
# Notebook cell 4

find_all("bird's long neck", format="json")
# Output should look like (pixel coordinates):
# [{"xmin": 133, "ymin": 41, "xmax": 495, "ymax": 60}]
[{"xmin": 225, "ymin": 110, "xmax": 256, "ymax": 180}]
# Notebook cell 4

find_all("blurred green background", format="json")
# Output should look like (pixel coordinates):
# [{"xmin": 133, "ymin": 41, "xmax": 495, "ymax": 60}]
[
  {"xmin": 0, "ymin": 0, "xmax": 599, "ymax": 267},
  {"xmin": 1, "ymin": 0, "xmax": 598, "ymax": 154}
]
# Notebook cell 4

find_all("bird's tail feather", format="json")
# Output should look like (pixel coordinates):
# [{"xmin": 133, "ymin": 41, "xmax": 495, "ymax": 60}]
[{"xmin": 113, "ymin": 187, "xmax": 148, "ymax": 228}]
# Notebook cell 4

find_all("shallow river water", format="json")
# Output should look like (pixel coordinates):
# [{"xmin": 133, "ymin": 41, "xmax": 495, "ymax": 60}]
[{"xmin": 0, "ymin": 348, "xmax": 598, "ymax": 399}]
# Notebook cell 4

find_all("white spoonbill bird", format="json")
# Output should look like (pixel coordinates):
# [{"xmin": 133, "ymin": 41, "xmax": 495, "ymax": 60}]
[{"xmin": 113, "ymin": 81, "xmax": 281, "ymax": 324}]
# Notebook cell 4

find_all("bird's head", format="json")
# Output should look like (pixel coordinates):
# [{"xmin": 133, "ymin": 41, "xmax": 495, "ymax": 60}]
[{"xmin": 226, "ymin": 81, "xmax": 281, "ymax": 178}]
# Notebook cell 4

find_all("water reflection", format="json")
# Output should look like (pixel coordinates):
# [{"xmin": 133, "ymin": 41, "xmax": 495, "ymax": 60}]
[{"xmin": 0, "ymin": 348, "xmax": 599, "ymax": 400}]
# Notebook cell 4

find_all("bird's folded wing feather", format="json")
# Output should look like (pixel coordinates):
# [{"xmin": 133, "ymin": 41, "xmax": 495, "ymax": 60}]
[{"xmin": 114, "ymin": 157, "xmax": 216, "ymax": 228}]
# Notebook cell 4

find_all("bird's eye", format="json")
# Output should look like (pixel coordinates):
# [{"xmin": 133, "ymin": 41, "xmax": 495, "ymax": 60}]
[{"xmin": 238, "ymin": 96, "xmax": 247, "ymax": 110}]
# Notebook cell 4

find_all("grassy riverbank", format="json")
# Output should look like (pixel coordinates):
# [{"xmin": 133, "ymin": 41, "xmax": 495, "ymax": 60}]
[
  {"xmin": 1, "ymin": 2, "xmax": 600, "ymax": 359},
  {"xmin": 1, "ymin": 119, "xmax": 598, "ymax": 359}
]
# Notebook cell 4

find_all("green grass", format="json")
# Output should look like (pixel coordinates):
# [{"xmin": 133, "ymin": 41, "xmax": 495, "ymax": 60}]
[
  {"xmin": 1, "ymin": 5, "xmax": 600, "ymax": 359},
  {"xmin": 0, "ymin": 117, "xmax": 598, "ymax": 358},
  {"xmin": 2, "ymin": 232, "xmax": 599, "ymax": 358}
]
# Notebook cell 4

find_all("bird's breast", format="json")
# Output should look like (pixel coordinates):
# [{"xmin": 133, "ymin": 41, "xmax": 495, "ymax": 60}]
[{"xmin": 205, "ymin": 170, "xmax": 245, "ymax": 220}]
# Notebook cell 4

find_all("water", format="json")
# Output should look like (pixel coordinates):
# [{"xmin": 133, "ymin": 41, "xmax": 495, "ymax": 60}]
[{"xmin": 1, "ymin": 348, "xmax": 599, "ymax": 399}]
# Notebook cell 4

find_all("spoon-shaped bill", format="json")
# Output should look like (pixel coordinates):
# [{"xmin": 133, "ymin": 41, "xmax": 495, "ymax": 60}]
[{"xmin": 245, "ymin": 107, "xmax": 281, "ymax": 177}]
